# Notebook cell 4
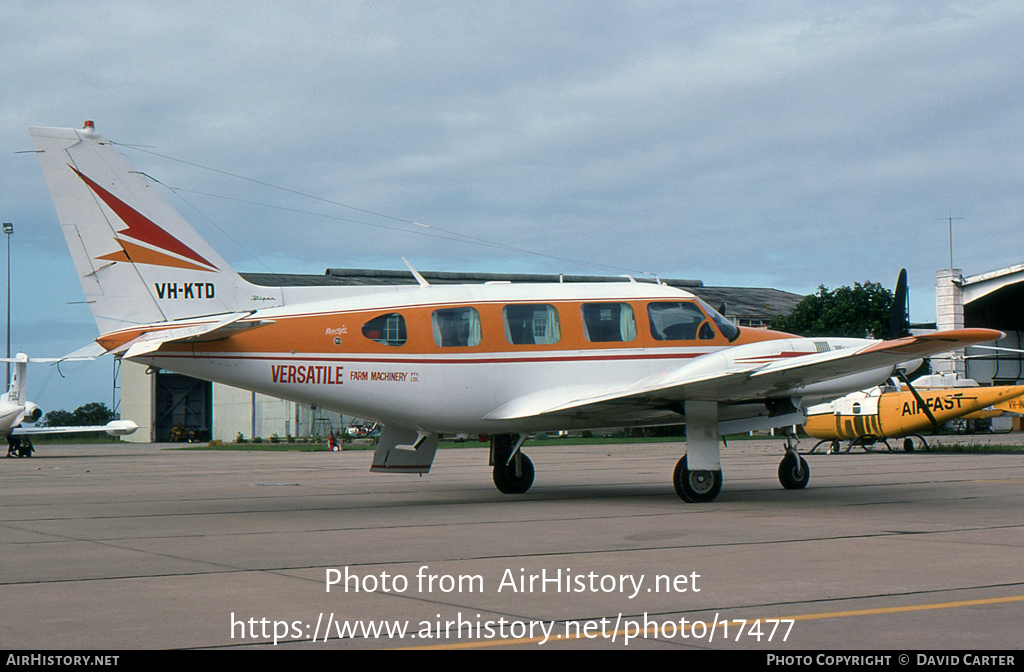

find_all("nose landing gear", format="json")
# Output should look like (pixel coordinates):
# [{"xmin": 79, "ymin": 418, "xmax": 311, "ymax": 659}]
[
  {"xmin": 779, "ymin": 434, "xmax": 809, "ymax": 490},
  {"xmin": 490, "ymin": 433, "xmax": 535, "ymax": 494}
]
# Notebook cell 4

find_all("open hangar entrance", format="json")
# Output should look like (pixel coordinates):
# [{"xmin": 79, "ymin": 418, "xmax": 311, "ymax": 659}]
[
  {"xmin": 935, "ymin": 264, "xmax": 1024, "ymax": 429},
  {"xmin": 153, "ymin": 372, "xmax": 212, "ymax": 442},
  {"xmin": 961, "ymin": 265, "xmax": 1024, "ymax": 386}
]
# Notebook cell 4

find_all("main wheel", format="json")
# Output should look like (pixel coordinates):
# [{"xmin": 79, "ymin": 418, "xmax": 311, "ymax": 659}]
[
  {"xmin": 673, "ymin": 455, "xmax": 722, "ymax": 503},
  {"xmin": 493, "ymin": 453, "xmax": 535, "ymax": 494},
  {"xmin": 778, "ymin": 453, "xmax": 810, "ymax": 490}
]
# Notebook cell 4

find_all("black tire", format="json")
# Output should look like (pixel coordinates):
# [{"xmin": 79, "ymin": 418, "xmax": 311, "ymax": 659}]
[
  {"xmin": 902, "ymin": 437, "xmax": 915, "ymax": 452},
  {"xmin": 779, "ymin": 453, "xmax": 810, "ymax": 490},
  {"xmin": 493, "ymin": 453, "xmax": 535, "ymax": 494},
  {"xmin": 673, "ymin": 455, "xmax": 722, "ymax": 503}
]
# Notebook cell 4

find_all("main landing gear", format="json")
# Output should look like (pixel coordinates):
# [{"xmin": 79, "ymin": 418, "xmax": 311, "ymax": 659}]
[
  {"xmin": 805, "ymin": 434, "xmax": 930, "ymax": 454},
  {"xmin": 490, "ymin": 434, "xmax": 535, "ymax": 495},
  {"xmin": 673, "ymin": 455, "xmax": 722, "ymax": 503},
  {"xmin": 672, "ymin": 444, "xmax": 809, "ymax": 502},
  {"xmin": 6, "ymin": 435, "xmax": 34, "ymax": 458}
]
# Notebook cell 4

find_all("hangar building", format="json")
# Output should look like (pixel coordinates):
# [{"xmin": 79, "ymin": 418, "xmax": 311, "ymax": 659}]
[{"xmin": 935, "ymin": 264, "xmax": 1024, "ymax": 386}]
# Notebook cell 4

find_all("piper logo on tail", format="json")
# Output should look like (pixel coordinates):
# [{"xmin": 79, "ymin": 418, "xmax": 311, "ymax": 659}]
[{"xmin": 71, "ymin": 166, "xmax": 219, "ymax": 272}]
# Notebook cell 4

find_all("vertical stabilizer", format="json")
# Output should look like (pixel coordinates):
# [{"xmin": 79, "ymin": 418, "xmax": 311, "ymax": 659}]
[
  {"xmin": 29, "ymin": 123, "xmax": 282, "ymax": 335},
  {"xmin": 1, "ymin": 354, "xmax": 28, "ymax": 405}
]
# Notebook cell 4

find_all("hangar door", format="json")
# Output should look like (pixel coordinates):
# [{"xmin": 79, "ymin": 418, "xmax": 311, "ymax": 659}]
[{"xmin": 154, "ymin": 372, "xmax": 212, "ymax": 442}]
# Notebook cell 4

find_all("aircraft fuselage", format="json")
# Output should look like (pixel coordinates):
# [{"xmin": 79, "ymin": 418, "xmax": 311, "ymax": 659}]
[{"xmin": 98, "ymin": 281, "xmax": 870, "ymax": 434}]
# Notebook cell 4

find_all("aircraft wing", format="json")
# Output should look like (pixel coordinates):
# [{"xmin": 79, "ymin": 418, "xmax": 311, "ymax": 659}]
[
  {"xmin": 14, "ymin": 420, "xmax": 139, "ymax": 437},
  {"xmin": 484, "ymin": 329, "xmax": 1002, "ymax": 422}
]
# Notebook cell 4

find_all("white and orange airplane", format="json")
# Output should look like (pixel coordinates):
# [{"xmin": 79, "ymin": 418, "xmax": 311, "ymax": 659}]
[{"xmin": 27, "ymin": 122, "xmax": 1002, "ymax": 501}]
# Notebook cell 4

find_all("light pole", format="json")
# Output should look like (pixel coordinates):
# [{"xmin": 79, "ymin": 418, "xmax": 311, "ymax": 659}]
[{"xmin": 3, "ymin": 222, "xmax": 12, "ymax": 386}]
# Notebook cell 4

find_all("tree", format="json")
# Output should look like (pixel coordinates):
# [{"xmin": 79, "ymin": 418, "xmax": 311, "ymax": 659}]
[
  {"xmin": 72, "ymin": 402, "xmax": 116, "ymax": 426},
  {"xmin": 43, "ymin": 402, "xmax": 116, "ymax": 427},
  {"xmin": 41, "ymin": 409, "xmax": 75, "ymax": 427},
  {"xmin": 770, "ymin": 281, "xmax": 904, "ymax": 339}
]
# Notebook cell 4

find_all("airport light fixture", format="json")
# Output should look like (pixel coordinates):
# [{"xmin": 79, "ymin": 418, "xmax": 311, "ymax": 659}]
[{"xmin": 3, "ymin": 222, "xmax": 11, "ymax": 385}]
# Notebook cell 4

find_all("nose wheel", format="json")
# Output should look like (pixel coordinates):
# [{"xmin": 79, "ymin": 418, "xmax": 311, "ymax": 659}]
[
  {"xmin": 778, "ymin": 452, "xmax": 809, "ymax": 489},
  {"xmin": 490, "ymin": 433, "xmax": 535, "ymax": 494},
  {"xmin": 778, "ymin": 432, "xmax": 809, "ymax": 490},
  {"xmin": 493, "ymin": 452, "xmax": 534, "ymax": 494},
  {"xmin": 673, "ymin": 455, "xmax": 723, "ymax": 502}
]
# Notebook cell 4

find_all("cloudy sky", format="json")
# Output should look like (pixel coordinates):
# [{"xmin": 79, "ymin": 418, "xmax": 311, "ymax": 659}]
[{"xmin": 2, "ymin": 1, "xmax": 1023, "ymax": 414}]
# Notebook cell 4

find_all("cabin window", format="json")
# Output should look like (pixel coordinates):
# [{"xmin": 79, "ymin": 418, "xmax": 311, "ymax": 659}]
[
  {"xmin": 504, "ymin": 304, "xmax": 561, "ymax": 345},
  {"xmin": 581, "ymin": 303, "xmax": 637, "ymax": 343},
  {"xmin": 647, "ymin": 302, "xmax": 712, "ymax": 341},
  {"xmin": 432, "ymin": 307, "xmax": 482, "ymax": 347},
  {"xmin": 361, "ymin": 313, "xmax": 407, "ymax": 346}
]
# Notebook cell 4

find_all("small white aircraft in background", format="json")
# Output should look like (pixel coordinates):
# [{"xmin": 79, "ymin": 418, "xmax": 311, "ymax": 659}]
[
  {"xmin": 2, "ymin": 353, "xmax": 138, "ymax": 457},
  {"xmin": 27, "ymin": 122, "xmax": 1001, "ymax": 499}
]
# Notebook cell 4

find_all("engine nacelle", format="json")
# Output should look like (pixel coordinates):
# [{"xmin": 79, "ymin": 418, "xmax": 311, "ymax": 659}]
[{"xmin": 22, "ymin": 402, "xmax": 42, "ymax": 424}]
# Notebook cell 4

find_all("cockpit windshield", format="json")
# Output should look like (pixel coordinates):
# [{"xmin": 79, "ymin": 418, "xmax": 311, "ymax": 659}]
[{"xmin": 694, "ymin": 298, "xmax": 741, "ymax": 342}]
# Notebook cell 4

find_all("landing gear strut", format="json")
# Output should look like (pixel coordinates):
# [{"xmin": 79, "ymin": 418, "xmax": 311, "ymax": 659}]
[
  {"xmin": 779, "ymin": 434, "xmax": 809, "ymax": 490},
  {"xmin": 6, "ymin": 435, "xmax": 34, "ymax": 458},
  {"xmin": 490, "ymin": 433, "xmax": 535, "ymax": 494},
  {"xmin": 902, "ymin": 435, "xmax": 929, "ymax": 452},
  {"xmin": 673, "ymin": 455, "xmax": 722, "ymax": 502}
]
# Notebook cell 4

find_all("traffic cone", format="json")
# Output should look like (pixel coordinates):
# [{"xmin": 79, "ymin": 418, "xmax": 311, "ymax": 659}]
[{"xmin": 328, "ymin": 431, "xmax": 340, "ymax": 452}]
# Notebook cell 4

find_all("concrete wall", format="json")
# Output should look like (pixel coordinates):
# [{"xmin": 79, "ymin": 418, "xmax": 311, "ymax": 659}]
[
  {"xmin": 935, "ymin": 268, "xmax": 966, "ymax": 377},
  {"xmin": 119, "ymin": 361, "xmax": 154, "ymax": 443},
  {"xmin": 209, "ymin": 385, "xmax": 344, "ymax": 443}
]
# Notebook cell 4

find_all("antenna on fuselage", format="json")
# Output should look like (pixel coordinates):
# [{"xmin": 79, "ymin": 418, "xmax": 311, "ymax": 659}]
[{"xmin": 402, "ymin": 258, "xmax": 431, "ymax": 287}]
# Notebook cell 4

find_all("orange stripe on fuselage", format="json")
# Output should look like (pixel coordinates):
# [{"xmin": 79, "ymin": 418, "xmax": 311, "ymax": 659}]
[{"xmin": 95, "ymin": 298, "xmax": 793, "ymax": 358}]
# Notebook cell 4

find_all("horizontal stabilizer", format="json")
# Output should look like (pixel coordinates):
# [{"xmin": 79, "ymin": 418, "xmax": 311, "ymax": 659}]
[
  {"xmin": 56, "ymin": 342, "xmax": 109, "ymax": 360},
  {"xmin": 119, "ymin": 312, "xmax": 273, "ymax": 359},
  {"xmin": 16, "ymin": 420, "xmax": 138, "ymax": 437},
  {"xmin": 0, "ymin": 355, "xmax": 91, "ymax": 364}
]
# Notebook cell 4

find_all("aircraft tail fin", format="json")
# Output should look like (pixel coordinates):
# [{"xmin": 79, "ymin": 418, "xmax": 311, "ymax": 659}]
[
  {"xmin": 0, "ymin": 354, "xmax": 29, "ymax": 406},
  {"xmin": 28, "ymin": 123, "xmax": 282, "ymax": 336}
]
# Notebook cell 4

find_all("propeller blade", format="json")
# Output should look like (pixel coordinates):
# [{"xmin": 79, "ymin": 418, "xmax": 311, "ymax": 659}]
[
  {"xmin": 889, "ymin": 268, "xmax": 909, "ymax": 339},
  {"xmin": 897, "ymin": 371, "xmax": 940, "ymax": 428}
]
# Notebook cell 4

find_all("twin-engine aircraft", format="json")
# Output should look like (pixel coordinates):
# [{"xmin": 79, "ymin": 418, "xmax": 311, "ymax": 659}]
[
  {"xmin": 28, "ymin": 123, "xmax": 1001, "ymax": 501},
  {"xmin": 2, "ymin": 353, "xmax": 138, "ymax": 456}
]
